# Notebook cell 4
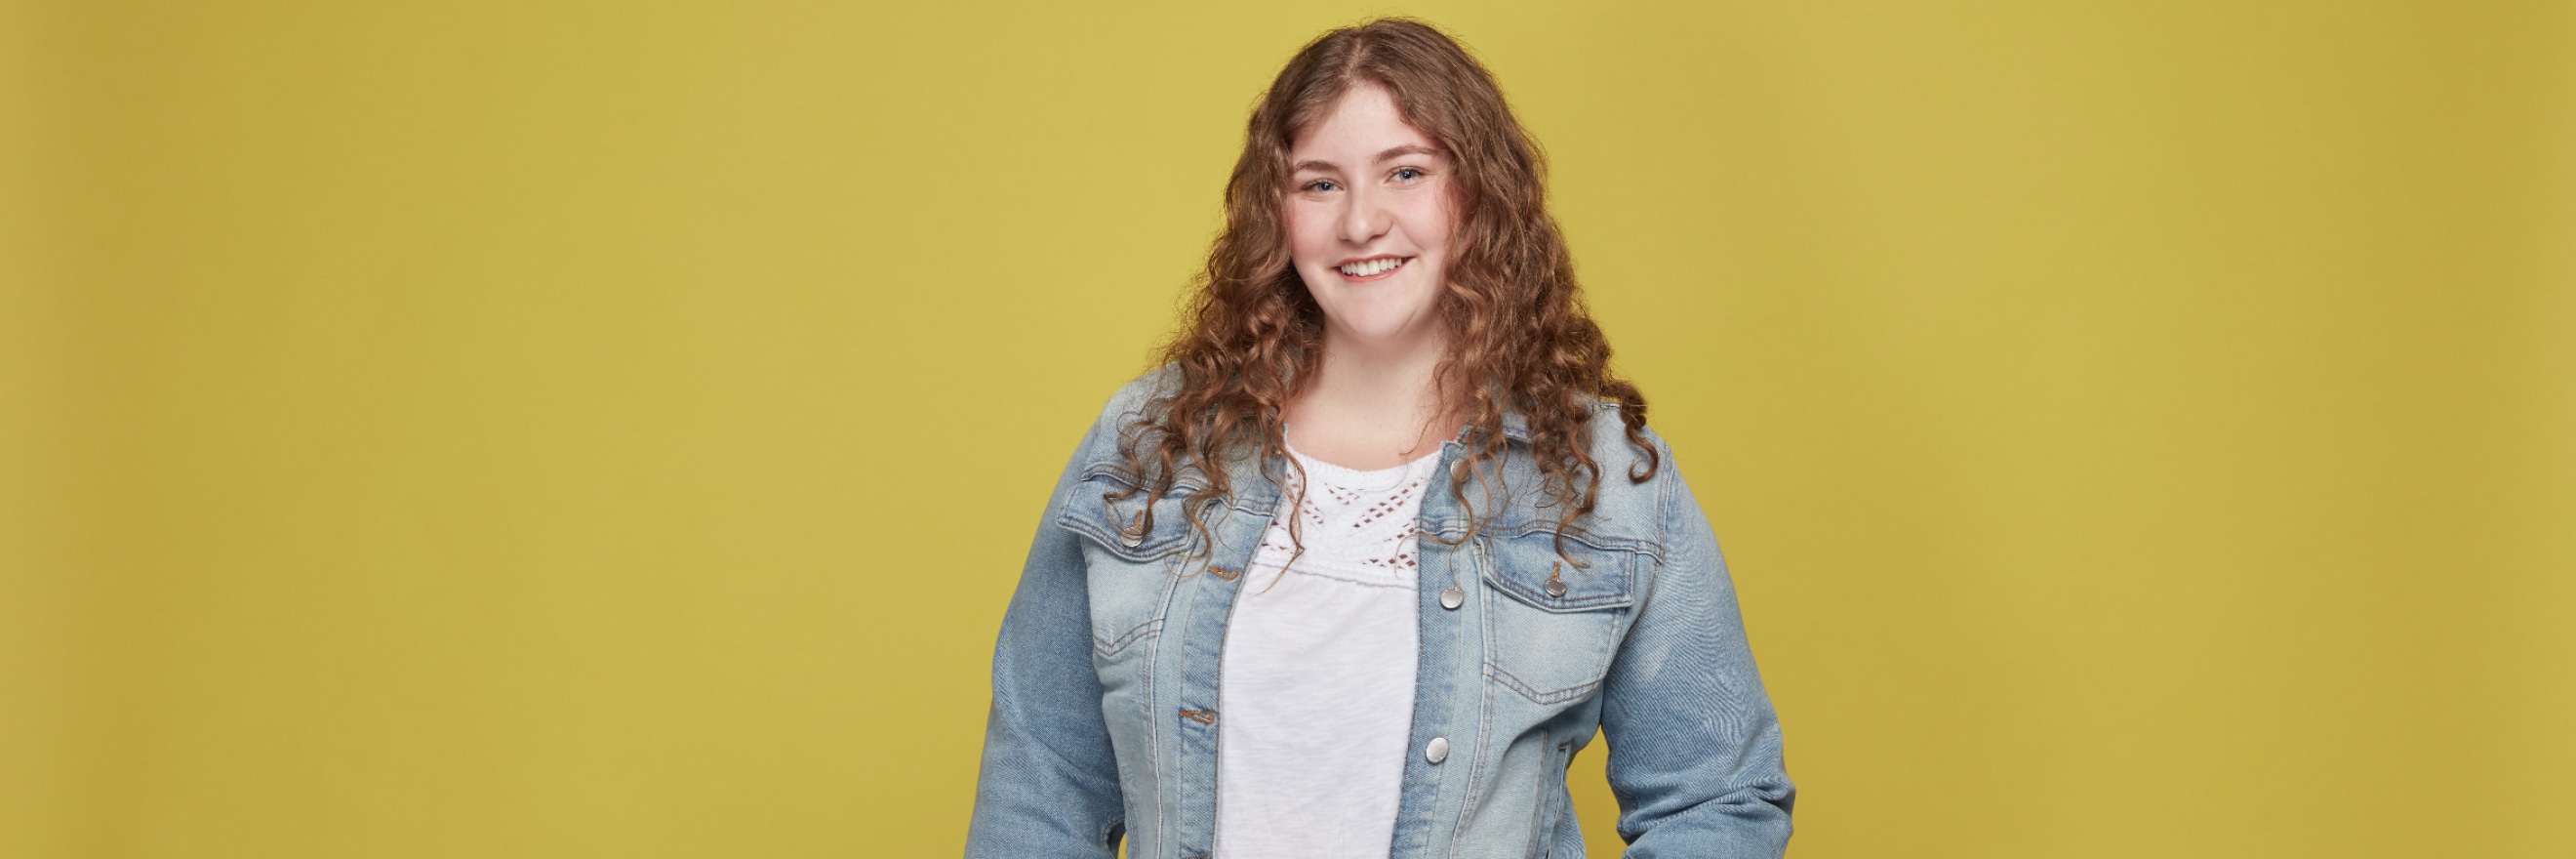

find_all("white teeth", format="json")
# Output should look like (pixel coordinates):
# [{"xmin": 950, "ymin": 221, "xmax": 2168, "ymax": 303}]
[{"xmin": 1339, "ymin": 257, "xmax": 1405, "ymax": 277}]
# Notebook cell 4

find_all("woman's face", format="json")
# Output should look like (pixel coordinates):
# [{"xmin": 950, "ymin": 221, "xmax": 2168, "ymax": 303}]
[{"xmin": 1284, "ymin": 84, "xmax": 1456, "ymax": 351}]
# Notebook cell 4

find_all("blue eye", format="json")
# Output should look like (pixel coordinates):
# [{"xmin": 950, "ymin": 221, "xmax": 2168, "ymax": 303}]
[
  {"xmin": 1305, "ymin": 180, "xmax": 1340, "ymax": 192},
  {"xmin": 1393, "ymin": 167, "xmax": 1424, "ymax": 182}
]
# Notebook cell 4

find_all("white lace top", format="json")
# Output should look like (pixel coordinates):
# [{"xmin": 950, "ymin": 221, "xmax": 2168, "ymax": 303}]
[{"xmin": 1213, "ymin": 441, "xmax": 1440, "ymax": 859}]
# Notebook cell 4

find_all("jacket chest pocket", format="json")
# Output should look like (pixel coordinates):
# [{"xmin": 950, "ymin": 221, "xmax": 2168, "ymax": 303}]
[
  {"xmin": 1058, "ymin": 472, "xmax": 1199, "ymax": 669},
  {"xmin": 1478, "ymin": 534, "xmax": 1638, "ymax": 707}
]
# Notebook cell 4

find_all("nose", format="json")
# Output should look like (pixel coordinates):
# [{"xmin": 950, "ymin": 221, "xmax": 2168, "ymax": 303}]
[{"xmin": 1338, "ymin": 185, "xmax": 1389, "ymax": 246}]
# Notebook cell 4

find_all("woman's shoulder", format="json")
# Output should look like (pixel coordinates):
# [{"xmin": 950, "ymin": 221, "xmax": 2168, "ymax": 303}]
[
  {"xmin": 1095, "ymin": 364, "xmax": 1181, "ymax": 427},
  {"xmin": 1563, "ymin": 395, "xmax": 1697, "ymax": 536},
  {"xmin": 1567, "ymin": 395, "xmax": 1673, "ymax": 478},
  {"xmin": 1058, "ymin": 365, "xmax": 1182, "ymax": 470}
]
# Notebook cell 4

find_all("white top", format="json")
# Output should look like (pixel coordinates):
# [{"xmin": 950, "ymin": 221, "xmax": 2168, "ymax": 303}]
[{"xmin": 1214, "ymin": 442, "xmax": 1440, "ymax": 859}]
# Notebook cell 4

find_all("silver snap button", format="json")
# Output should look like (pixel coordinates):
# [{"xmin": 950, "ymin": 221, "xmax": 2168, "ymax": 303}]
[
  {"xmin": 1425, "ymin": 737, "xmax": 1450, "ymax": 763},
  {"xmin": 1544, "ymin": 579, "xmax": 1567, "ymax": 598},
  {"xmin": 1439, "ymin": 586, "xmax": 1464, "ymax": 610}
]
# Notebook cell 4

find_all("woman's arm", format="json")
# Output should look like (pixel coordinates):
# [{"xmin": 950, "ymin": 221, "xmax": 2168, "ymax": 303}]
[
  {"xmin": 1598, "ymin": 448, "xmax": 1795, "ymax": 858},
  {"xmin": 965, "ymin": 418, "xmax": 1126, "ymax": 858}
]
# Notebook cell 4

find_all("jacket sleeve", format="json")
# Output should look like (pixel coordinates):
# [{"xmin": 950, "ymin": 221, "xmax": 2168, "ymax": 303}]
[
  {"xmin": 965, "ymin": 418, "xmax": 1126, "ymax": 858},
  {"xmin": 1598, "ymin": 448, "xmax": 1794, "ymax": 858}
]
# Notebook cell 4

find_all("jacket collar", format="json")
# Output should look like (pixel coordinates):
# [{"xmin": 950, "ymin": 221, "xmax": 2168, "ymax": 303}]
[
  {"xmin": 1452, "ymin": 401, "xmax": 1539, "ymax": 445},
  {"xmin": 1496, "ymin": 405, "xmax": 1533, "ymax": 444}
]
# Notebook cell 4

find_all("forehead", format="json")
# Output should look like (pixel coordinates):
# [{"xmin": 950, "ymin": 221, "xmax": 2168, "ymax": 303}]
[{"xmin": 1289, "ymin": 84, "xmax": 1440, "ymax": 164}]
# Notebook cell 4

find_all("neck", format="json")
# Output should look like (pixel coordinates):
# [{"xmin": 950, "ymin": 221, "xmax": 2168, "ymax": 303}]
[
  {"xmin": 1284, "ymin": 325, "xmax": 1458, "ymax": 470},
  {"xmin": 1315, "ymin": 325, "xmax": 1447, "ymax": 410}
]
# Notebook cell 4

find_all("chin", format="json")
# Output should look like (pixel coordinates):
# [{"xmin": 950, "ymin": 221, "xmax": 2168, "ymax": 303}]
[{"xmin": 1336, "ymin": 309, "xmax": 1443, "ymax": 344}]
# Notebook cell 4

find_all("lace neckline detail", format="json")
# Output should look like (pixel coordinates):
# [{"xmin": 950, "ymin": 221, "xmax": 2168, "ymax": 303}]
[{"xmin": 1283, "ymin": 437, "xmax": 1444, "ymax": 492}]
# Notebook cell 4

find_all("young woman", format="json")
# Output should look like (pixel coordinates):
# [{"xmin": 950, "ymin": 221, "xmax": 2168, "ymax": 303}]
[{"xmin": 968, "ymin": 19, "xmax": 1792, "ymax": 859}]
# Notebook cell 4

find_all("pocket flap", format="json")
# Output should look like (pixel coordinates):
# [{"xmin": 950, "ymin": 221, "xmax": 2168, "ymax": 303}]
[
  {"xmin": 1059, "ymin": 476, "xmax": 1197, "ymax": 561},
  {"xmin": 1482, "ymin": 535, "xmax": 1635, "ymax": 611}
]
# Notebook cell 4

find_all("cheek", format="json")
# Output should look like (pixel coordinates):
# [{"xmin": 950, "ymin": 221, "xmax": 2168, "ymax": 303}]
[
  {"xmin": 1397, "ymin": 198, "xmax": 1456, "ymax": 263},
  {"xmin": 1401, "ymin": 209, "xmax": 1463, "ymax": 275},
  {"xmin": 1284, "ymin": 205, "xmax": 1336, "ymax": 266}
]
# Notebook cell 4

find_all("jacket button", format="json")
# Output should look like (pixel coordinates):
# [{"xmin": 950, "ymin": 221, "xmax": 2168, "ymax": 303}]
[
  {"xmin": 1425, "ymin": 737, "xmax": 1450, "ymax": 763},
  {"xmin": 1544, "ymin": 579, "xmax": 1568, "ymax": 598},
  {"xmin": 1439, "ymin": 586, "xmax": 1464, "ymax": 610}
]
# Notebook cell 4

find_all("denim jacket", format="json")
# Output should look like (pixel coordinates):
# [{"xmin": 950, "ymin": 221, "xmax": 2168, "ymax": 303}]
[{"xmin": 969, "ymin": 372, "xmax": 1793, "ymax": 859}]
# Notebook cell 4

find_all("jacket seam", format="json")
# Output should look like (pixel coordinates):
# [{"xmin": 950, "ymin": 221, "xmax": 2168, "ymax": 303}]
[
  {"xmin": 1446, "ymin": 536, "xmax": 1496, "ymax": 859},
  {"xmin": 1420, "ymin": 520, "xmax": 1665, "ymax": 560},
  {"xmin": 1093, "ymin": 618, "xmax": 1162, "ymax": 659},
  {"xmin": 1144, "ymin": 551, "xmax": 1187, "ymax": 858},
  {"xmin": 1480, "ymin": 662, "xmax": 1604, "ymax": 706}
]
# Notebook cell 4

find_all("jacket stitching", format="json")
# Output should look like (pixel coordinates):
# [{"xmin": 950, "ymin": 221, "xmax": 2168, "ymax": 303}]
[
  {"xmin": 1143, "ymin": 552, "xmax": 1187, "ymax": 859},
  {"xmin": 1481, "ymin": 662, "xmax": 1603, "ymax": 706},
  {"xmin": 1446, "ymin": 537, "xmax": 1498, "ymax": 859},
  {"xmin": 1422, "ymin": 520, "xmax": 1664, "ymax": 560},
  {"xmin": 1092, "ymin": 618, "xmax": 1162, "ymax": 659},
  {"xmin": 1485, "ymin": 574, "xmax": 1632, "ymax": 612}
]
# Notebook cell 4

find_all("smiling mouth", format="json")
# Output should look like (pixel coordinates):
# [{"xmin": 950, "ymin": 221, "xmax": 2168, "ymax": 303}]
[{"xmin": 1336, "ymin": 257, "xmax": 1412, "ymax": 278}]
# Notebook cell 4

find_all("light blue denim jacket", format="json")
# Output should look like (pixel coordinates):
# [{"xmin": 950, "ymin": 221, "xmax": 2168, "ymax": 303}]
[{"xmin": 969, "ymin": 372, "xmax": 1793, "ymax": 858}]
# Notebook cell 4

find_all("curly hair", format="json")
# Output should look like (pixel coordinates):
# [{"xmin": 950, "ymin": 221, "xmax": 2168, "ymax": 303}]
[{"xmin": 1113, "ymin": 18, "xmax": 1657, "ymax": 559}]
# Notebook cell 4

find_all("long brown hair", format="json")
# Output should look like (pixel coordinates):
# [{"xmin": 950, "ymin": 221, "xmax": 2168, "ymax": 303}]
[{"xmin": 1115, "ymin": 18, "xmax": 1657, "ymax": 556}]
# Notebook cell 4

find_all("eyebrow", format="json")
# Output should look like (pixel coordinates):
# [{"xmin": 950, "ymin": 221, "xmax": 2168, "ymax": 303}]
[{"xmin": 1292, "ymin": 143, "xmax": 1445, "ymax": 174}]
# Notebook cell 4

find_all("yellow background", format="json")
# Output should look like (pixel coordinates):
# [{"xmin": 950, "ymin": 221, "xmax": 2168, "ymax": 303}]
[{"xmin": 5, "ymin": 2, "xmax": 2570, "ymax": 856}]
